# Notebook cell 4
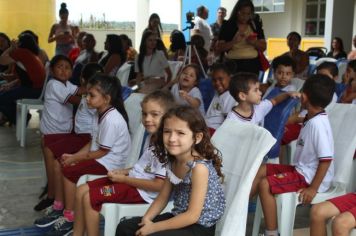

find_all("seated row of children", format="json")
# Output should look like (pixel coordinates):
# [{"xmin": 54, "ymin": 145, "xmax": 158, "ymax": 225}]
[{"xmin": 35, "ymin": 52, "xmax": 355, "ymax": 235}]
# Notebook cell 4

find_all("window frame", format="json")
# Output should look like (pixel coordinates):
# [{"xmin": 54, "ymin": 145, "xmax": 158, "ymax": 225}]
[
  {"xmin": 253, "ymin": 0, "xmax": 285, "ymax": 13},
  {"xmin": 304, "ymin": 0, "xmax": 326, "ymax": 37}
]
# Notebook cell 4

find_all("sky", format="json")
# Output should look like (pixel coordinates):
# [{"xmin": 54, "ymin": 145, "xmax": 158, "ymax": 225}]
[{"xmin": 56, "ymin": 0, "xmax": 180, "ymax": 24}]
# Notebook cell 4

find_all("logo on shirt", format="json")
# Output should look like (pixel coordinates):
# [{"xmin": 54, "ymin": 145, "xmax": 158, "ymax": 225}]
[
  {"xmin": 297, "ymin": 138, "xmax": 305, "ymax": 146},
  {"xmin": 213, "ymin": 102, "xmax": 221, "ymax": 111},
  {"xmin": 100, "ymin": 185, "xmax": 115, "ymax": 197}
]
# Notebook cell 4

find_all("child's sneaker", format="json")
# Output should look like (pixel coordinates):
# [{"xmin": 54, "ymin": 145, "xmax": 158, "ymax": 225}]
[
  {"xmin": 44, "ymin": 216, "xmax": 73, "ymax": 236},
  {"xmin": 34, "ymin": 206, "xmax": 62, "ymax": 228}
]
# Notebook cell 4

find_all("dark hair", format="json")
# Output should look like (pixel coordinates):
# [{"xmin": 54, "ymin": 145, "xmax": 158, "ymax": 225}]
[
  {"xmin": 229, "ymin": 72, "xmax": 258, "ymax": 102},
  {"xmin": 119, "ymin": 34, "xmax": 133, "ymax": 47},
  {"xmin": 287, "ymin": 31, "xmax": 302, "ymax": 43},
  {"xmin": 50, "ymin": 54, "xmax": 73, "ymax": 69},
  {"xmin": 19, "ymin": 30, "xmax": 39, "ymax": 44},
  {"xmin": 272, "ymin": 55, "xmax": 296, "ymax": 72},
  {"xmin": 18, "ymin": 33, "xmax": 40, "ymax": 55},
  {"xmin": 331, "ymin": 37, "xmax": 345, "ymax": 52},
  {"xmin": 87, "ymin": 74, "xmax": 129, "ymax": 125},
  {"xmin": 210, "ymin": 62, "xmax": 231, "ymax": 75},
  {"xmin": 81, "ymin": 63, "xmax": 103, "ymax": 83},
  {"xmin": 153, "ymin": 106, "xmax": 224, "ymax": 178},
  {"xmin": 59, "ymin": 2, "xmax": 69, "ymax": 15},
  {"xmin": 180, "ymin": 64, "xmax": 201, "ymax": 85},
  {"xmin": 138, "ymin": 30, "xmax": 156, "ymax": 73},
  {"xmin": 100, "ymin": 34, "xmax": 126, "ymax": 67},
  {"xmin": 316, "ymin": 62, "xmax": 338, "ymax": 78},
  {"xmin": 83, "ymin": 33, "xmax": 96, "ymax": 49},
  {"xmin": 191, "ymin": 34, "xmax": 205, "ymax": 49},
  {"xmin": 229, "ymin": 0, "xmax": 255, "ymax": 22},
  {"xmin": 218, "ymin": 7, "xmax": 227, "ymax": 12},
  {"xmin": 156, "ymin": 38, "xmax": 167, "ymax": 52},
  {"xmin": 148, "ymin": 13, "xmax": 162, "ymax": 38},
  {"xmin": 170, "ymin": 30, "xmax": 186, "ymax": 52},
  {"xmin": 302, "ymin": 74, "xmax": 335, "ymax": 108},
  {"xmin": 0, "ymin": 32, "xmax": 11, "ymax": 49},
  {"xmin": 197, "ymin": 5, "xmax": 207, "ymax": 16},
  {"xmin": 348, "ymin": 60, "xmax": 356, "ymax": 73},
  {"xmin": 141, "ymin": 90, "xmax": 176, "ymax": 112}
]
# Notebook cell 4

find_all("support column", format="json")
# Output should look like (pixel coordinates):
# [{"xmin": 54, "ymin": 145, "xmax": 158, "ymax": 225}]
[
  {"xmin": 325, "ymin": 0, "xmax": 355, "ymax": 52},
  {"xmin": 135, "ymin": 0, "xmax": 150, "ymax": 50}
]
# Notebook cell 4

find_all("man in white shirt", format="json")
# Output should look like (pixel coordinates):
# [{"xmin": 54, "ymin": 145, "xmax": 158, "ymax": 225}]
[{"xmin": 193, "ymin": 5, "xmax": 213, "ymax": 52}]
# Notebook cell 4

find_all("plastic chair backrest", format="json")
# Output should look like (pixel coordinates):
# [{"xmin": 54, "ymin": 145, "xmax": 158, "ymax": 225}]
[
  {"xmin": 124, "ymin": 93, "xmax": 145, "ymax": 136},
  {"xmin": 307, "ymin": 64, "xmax": 317, "ymax": 76},
  {"xmin": 198, "ymin": 78, "xmax": 215, "ymax": 112},
  {"xmin": 39, "ymin": 62, "xmax": 51, "ymax": 100},
  {"xmin": 336, "ymin": 59, "xmax": 348, "ymax": 83},
  {"xmin": 326, "ymin": 104, "xmax": 356, "ymax": 189},
  {"xmin": 212, "ymin": 120, "xmax": 276, "ymax": 235},
  {"xmin": 315, "ymin": 57, "xmax": 337, "ymax": 66},
  {"xmin": 290, "ymin": 77, "xmax": 305, "ymax": 92},
  {"xmin": 116, "ymin": 62, "xmax": 132, "ymax": 86},
  {"xmin": 121, "ymin": 86, "xmax": 132, "ymax": 101},
  {"xmin": 335, "ymin": 83, "xmax": 347, "ymax": 98},
  {"xmin": 264, "ymin": 87, "xmax": 299, "ymax": 159}
]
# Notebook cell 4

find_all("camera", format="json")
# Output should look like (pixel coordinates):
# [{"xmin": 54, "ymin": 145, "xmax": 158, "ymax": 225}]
[{"xmin": 186, "ymin": 11, "xmax": 194, "ymax": 23}]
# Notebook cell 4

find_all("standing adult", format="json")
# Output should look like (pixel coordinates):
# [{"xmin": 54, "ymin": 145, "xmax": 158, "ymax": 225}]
[
  {"xmin": 282, "ymin": 32, "xmax": 309, "ymax": 78},
  {"xmin": 217, "ymin": 0, "xmax": 266, "ymax": 75},
  {"xmin": 327, "ymin": 37, "xmax": 347, "ymax": 60},
  {"xmin": 347, "ymin": 35, "xmax": 356, "ymax": 60},
  {"xmin": 210, "ymin": 7, "xmax": 227, "ymax": 42},
  {"xmin": 144, "ymin": 13, "xmax": 163, "ymax": 39},
  {"xmin": 48, "ymin": 3, "xmax": 75, "ymax": 56},
  {"xmin": 193, "ymin": 5, "xmax": 213, "ymax": 52}
]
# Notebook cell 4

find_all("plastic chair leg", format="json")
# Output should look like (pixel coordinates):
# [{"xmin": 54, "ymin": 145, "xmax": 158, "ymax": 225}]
[
  {"xmin": 16, "ymin": 102, "xmax": 21, "ymax": 141},
  {"xmin": 276, "ymin": 192, "xmax": 299, "ymax": 236},
  {"xmin": 252, "ymin": 197, "xmax": 263, "ymax": 236},
  {"xmin": 102, "ymin": 205, "xmax": 119, "ymax": 236},
  {"xmin": 20, "ymin": 104, "xmax": 27, "ymax": 147}
]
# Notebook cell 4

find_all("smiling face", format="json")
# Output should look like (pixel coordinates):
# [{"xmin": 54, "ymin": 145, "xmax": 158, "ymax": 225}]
[
  {"xmin": 141, "ymin": 100, "xmax": 165, "ymax": 134},
  {"xmin": 163, "ymin": 115, "xmax": 197, "ymax": 159},
  {"xmin": 179, "ymin": 67, "xmax": 198, "ymax": 90},
  {"xmin": 52, "ymin": 59, "xmax": 72, "ymax": 82},
  {"xmin": 212, "ymin": 70, "xmax": 231, "ymax": 95},
  {"xmin": 274, "ymin": 65, "xmax": 294, "ymax": 88}
]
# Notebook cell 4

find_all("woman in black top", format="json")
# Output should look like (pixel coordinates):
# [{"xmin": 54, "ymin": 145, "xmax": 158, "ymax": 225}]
[
  {"xmin": 217, "ymin": 0, "xmax": 266, "ymax": 75},
  {"xmin": 327, "ymin": 37, "xmax": 347, "ymax": 60}
]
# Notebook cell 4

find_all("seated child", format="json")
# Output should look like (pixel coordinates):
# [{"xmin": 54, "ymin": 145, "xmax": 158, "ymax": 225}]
[
  {"xmin": 310, "ymin": 192, "xmax": 356, "ymax": 236},
  {"xmin": 205, "ymin": 63, "xmax": 236, "ymax": 133},
  {"xmin": 37, "ymin": 55, "xmax": 83, "ymax": 211},
  {"xmin": 340, "ymin": 60, "xmax": 356, "ymax": 103},
  {"xmin": 261, "ymin": 55, "xmax": 297, "ymax": 98},
  {"xmin": 72, "ymin": 90, "xmax": 176, "ymax": 236},
  {"xmin": 116, "ymin": 106, "xmax": 225, "ymax": 236},
  {"xmin": 34, "ymin": 63, "xmax": 103, "ymax": 227},
  {"xmin": 226, "ymin": 72, "xmax": 299, "ymax": 125},
  {"xmin": 43, "ymin": 75, "xmax": 131, "ymax": 236},
  {"xmin": 171, "ymin": 64, "xmax": 205, "ymax": 114},
  {"xmin": 250, "ymin": 74, "xmax": 336, "ymax": 236}
]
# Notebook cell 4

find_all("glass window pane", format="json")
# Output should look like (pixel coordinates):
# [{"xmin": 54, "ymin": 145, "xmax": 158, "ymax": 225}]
[
  {"xmin": 274, "ymin": 0, "xmax": 284, "ymax": 3},
  {"xmin": 253, "ymin": 0, "xmax": 263, "ymax": 6},
  {"xmin": 306, "ymin": 0, "xmax": 317, "ymax": 3},
  {"xmin": 319, "ymin": 21, "xmax": 325, "ymax": 36},
  {"xmin": 255, "ymin": 6, "xmax": 263, "ymax": 12},
  {"xmin": 320, "ymin": 3, "xmax": 326, "ymax": 18},
  {"xmin": 274, "ymin": 4, "xmax": 284, "ymax": 12},
  {"xmin": 306, "ymin": 4, "xmax": 318, "ymax": 18},
  {"xmin": 305, "ymin": 21, "xmax": 317, "ymax": 35}
]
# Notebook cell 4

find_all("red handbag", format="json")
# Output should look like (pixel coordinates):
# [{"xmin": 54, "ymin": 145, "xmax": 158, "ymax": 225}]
[{"xmin": 258, "ymin": 51, "xmax": 270, "ymax": 71}]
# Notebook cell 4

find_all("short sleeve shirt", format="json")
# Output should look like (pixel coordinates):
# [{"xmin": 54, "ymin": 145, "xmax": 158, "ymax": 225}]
[
  {"xmin": 91, "ymin": 107, "xmax": 131, "ymax": 171},
  {"xmin": 40, "ymin": 79, "xmax": 78, "ymax": 134},
  {"xmin": 193, "ymin": 16, "xmax": 213, "ymax": 51},
  {"xmin": 171, "ymin": 83, "xmax": 205, "ymax": 115},
  {"xmin": 205, "ymin": 91, "xmax": 237, "ymax": 129},
  {"xmin": 134, "ymin": 50, "xmax": 169, "ymax": 78},
  {"xmin": 74, "ymin": 97, "xmax": 97, "ymax": 134},
  {"xmin": 294, "ymin": 112, "xmax": 334, "ymax": 192},
  {"xmin": 226, "ymin": 99, "xmax": 273, "ymax": 125}
]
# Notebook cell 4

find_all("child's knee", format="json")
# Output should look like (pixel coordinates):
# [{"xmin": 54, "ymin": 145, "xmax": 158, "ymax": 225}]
[
  {"xmin": 258, "ymin": 177, "xmax": 270, "ymax": 192},
  {"xmin": 76, "ymin": 184, "xmax": 89, "ymax": 198},
  {"xmin": 333, "ymin": 214, "xmax": 355, "ymax": 233},
  {"xmin": 310, "ymin": 204, "xmax": 328, "ymax": 220}
]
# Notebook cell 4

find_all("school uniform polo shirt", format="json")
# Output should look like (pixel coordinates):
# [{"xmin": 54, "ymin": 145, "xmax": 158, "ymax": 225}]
[
  {"xmin": 294, "ymin": 112, "xmax": 334, "ymax": 192},
  {"xmin": 74, "ymin": 97, "xmax": 97, "ymax": 135},
  {"xmin": 91, "ymin": 107, "xmax": 131, "ymax": 171}
]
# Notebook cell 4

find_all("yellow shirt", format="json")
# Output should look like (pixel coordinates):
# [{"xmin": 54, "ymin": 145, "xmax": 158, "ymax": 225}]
[{"xmin": 226, "ymin": 25, "xmax": 258, "ymax": 60}]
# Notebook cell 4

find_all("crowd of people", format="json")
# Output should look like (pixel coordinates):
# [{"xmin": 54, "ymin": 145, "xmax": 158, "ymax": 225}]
[{"xmin": 1, "ymin": 0, "xmax": 356, "ymax": 235}]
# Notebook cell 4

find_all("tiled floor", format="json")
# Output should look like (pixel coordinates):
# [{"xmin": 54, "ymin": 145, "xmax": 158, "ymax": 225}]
[{"xmin": 0, "ymin": 110, "xmax": 312, "ymax": 235}]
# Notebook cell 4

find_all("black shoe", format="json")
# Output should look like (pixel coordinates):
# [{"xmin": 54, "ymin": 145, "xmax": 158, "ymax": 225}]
[
  {"xmin": 34, "ymin": 198, "xmax": 54, "ymax": 211},
  {"xmin": 34, "ymin": 206, "xmax": 62, "ymax": 228},
  {"xmin": 39, "ymin": 184, "xmax": 48, "ymax": 199},
  {"xmin": 44, "ymin": 217, "xmax": 73, "ymax": 236}
]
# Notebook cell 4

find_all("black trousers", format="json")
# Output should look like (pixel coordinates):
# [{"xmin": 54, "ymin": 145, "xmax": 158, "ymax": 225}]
[
  {"xmin": 116, "ymin": 212, "xmax": 216, "ymax": 236},
  {"xmin": 225, "ymin": 57, "xmax": 261, "ymax": 75}
]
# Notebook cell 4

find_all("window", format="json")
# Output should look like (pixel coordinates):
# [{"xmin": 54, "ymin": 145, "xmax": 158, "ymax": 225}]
[
  {"xmin": 253, "ymin": 0, "xmax": 285, "ymax": 13},
  {"xmin": 304, "ymin": 0, "xmax": 326, "ymax": 36}
]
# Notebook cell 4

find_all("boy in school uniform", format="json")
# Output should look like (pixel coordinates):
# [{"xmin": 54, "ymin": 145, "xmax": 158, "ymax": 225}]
[
  {"xmin": 226, "ymin": 72, "xmax": 299, "ymax": 125},
  {"xmin": 250, "ymin": 74, "xmax": 336, "ymax": 236}
]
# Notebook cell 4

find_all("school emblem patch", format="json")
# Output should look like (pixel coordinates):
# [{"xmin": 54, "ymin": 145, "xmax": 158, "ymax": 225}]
[
  {"xmin": 100, "ymin": 185, "xmax": 115, "ymax": 197},
  {"xmin": 297, "ymin": 138, "xmax": 304, "ymax": 146},
  {"xmin": 274, "ymin": 173, "xmax": 287, "ymax": 179}
]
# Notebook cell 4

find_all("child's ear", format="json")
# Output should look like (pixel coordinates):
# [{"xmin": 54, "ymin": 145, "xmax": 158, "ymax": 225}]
[
  {"xmin": 195, "ymin": 132, "xmax": 203, "ymax": 145},
  {"xmin": 238, "ymin": 92, "xmax": 247, "ymax": 101},
  {"xmin": 104, "ymin": 94, "xmax": 112, "ymax": 104}
]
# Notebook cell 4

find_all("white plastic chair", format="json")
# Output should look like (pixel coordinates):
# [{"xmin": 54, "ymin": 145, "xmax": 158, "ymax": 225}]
[
  {"xmin": 252, "ymin": 104, "xmax": 356, "ymax": 236},
  {"xmin": 315, "ymin": 57, "xmax": 337, "ymax": 66},
  {"xmin": 211, "ymin": 120, "xmax": 276, "ymax": 235},
  {"xmin": 16, "ymin": 62, "xmax": 50, "ymax": 147},
  {"xmin": 116, "ymin": 62, "xmax": 132, "ymax": 87},
  {"xmin": 124, "ymin": 92, "xmax": 145, "ymax": 136},
  {"xmin": 291, "ymin": 77, "xmax": 305, "ymax": 92},
  {"xmin": 168, "ymin": 60, "xmax": 183, "ymax": 80},
  {"xmin": 336, "ymin": 59, "xmax": 348, "ymax": 83}
]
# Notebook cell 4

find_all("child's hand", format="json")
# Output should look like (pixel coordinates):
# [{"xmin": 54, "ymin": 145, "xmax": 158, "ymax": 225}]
[
  {"xmin": 288, "ymin": 92, "xmax": 301, "ymax": 99},
  {"xmin": 60, "ymin": 154, "xmax": 78, "ymax": 167},
  {"xmin": 179, "ymin": 90, "xmax": 189, "ymax": 100},
  {"xmin": 297, "ymin": 187, "xmax": 317, "ymax": 204},
  {"xmin": 107, "ymin": 171, "xmax": 126, "ymax": 183},
  {"xmin": 136, "ymin": 219, "xmax": 155, "ymax": 236}
]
